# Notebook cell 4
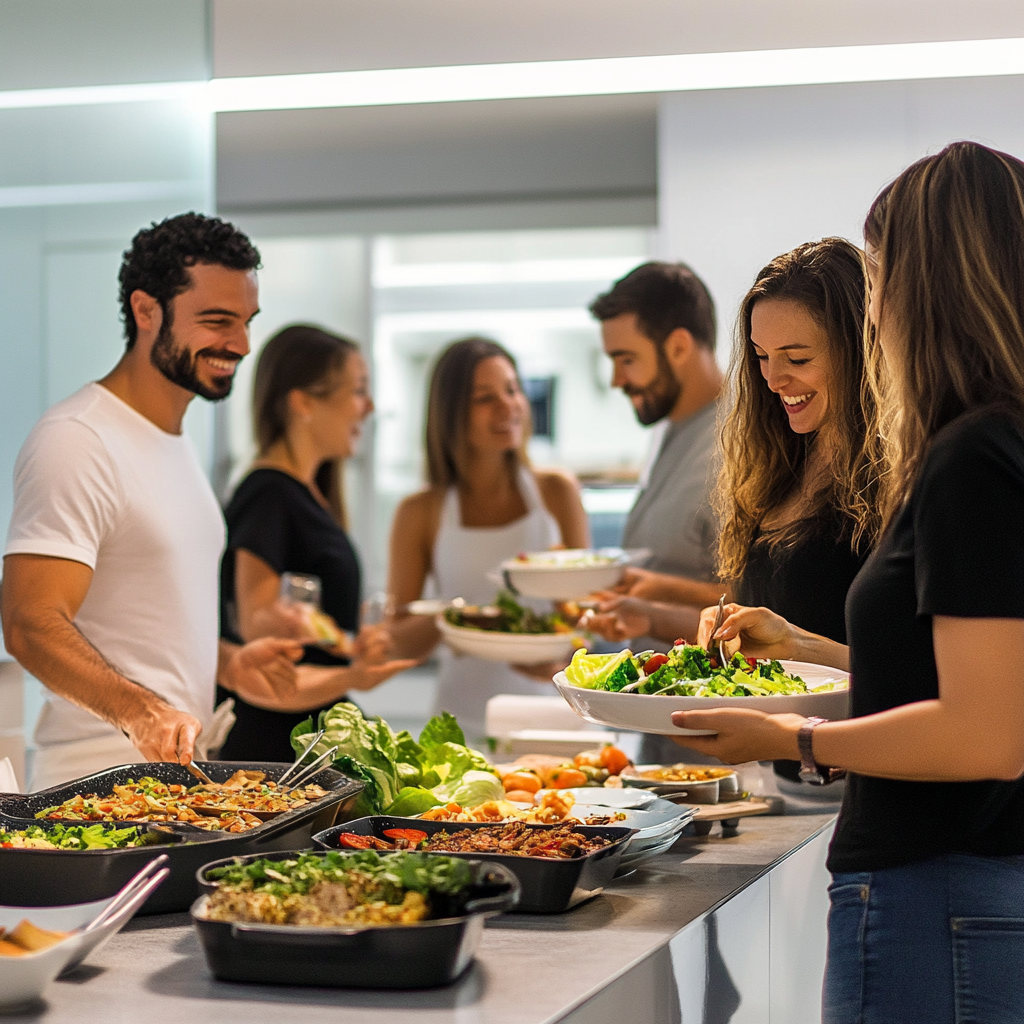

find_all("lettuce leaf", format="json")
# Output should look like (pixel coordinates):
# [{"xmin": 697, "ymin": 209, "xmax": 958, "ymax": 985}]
[
  {"xmin": 386, "ymin": 786, "xmax": 445, "ymax": 817},
  {"xmin": 419, "ymin": 711, "xmax": 465, "ymax": 749}
]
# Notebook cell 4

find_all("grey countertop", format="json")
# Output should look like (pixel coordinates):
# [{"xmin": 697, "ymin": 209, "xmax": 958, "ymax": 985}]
[{"xmin": 10, "ymin": 814, "xmax": 835, "ymax": 1024}]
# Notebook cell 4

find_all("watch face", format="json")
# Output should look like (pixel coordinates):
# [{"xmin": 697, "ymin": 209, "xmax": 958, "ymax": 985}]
[{"xmin": 799, "ymin": 765, "xmax": 828, "ymax": 785}]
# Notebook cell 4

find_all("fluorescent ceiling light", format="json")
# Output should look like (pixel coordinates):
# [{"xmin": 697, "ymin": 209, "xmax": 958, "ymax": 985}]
[
  {"xmin": 211, "ymin": 38, "xmax": 1024, "ymax": 111},
  {"xmin": 0, "ymin": 81, "xmax": 204, "ymax": 110},
  {"xmin": 1, "ymin": 38, "xmax": 1023, "ymax": 113},
  {"xmin": 375, "ymin": 256, "xmax": 643, "ymax": 288}
]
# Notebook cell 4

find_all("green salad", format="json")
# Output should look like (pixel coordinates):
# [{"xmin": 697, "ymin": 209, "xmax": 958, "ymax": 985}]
[
  {"xmin": 565, "ymin": 643, "xmax": 842, "ymax": 697},
  {"xmin": 444, "ymin": 591, "xmax": 572, "ymax": 635},
  {"xmin": 0, "ymin": 822, "xmax": 145, "ymax": 850}
]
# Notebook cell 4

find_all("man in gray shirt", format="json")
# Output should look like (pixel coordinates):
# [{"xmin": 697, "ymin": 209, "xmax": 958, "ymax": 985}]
[
  {"xmin": 591, "ymin": 261, "xmax": 725, "ymax": 629},
  {"xmin": 590, "ymin": 262, "xmax": 726, "ymax": 763}
]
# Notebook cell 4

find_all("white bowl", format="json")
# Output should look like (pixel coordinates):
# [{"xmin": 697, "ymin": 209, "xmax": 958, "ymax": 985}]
[
  {"xmin": 436, "ymin": 616, "xmax": 578, "ymax": 665},
  {"xmin": 495, "ymin": 548, "xmax": 630, "ymax": 600},
  {"xmin": 0, "ymin": 898, "xmax": 118, "ymax": 1009},
  {"xmin": 554, "ymin": 660, "xmax": 850, "ymax": 735}
]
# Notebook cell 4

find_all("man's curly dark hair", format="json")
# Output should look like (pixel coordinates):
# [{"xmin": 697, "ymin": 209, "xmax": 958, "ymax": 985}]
[{"xmin": 117, "ymin": 212, "xmax": 261, "ymax": 348}]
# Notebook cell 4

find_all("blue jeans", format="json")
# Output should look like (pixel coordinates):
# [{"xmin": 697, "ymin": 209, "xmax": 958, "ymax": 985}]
[{"xmin": 824, "ymin": 854, "xmax": 1024, "ymax": 1024}]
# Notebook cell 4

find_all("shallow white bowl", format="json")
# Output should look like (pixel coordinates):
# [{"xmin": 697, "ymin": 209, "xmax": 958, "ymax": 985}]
[
  {"xmin": 554, "ymin": 661, "xmax": 850, "ymax": 735},
  {"xmin": 437, "ymin": 616, "xmax": 578, "ymax": 665},
  {"xmin": 0, "ymin": 898, "xmax": 115, "ymax": 1009},
  {"xmin": 496, "ymin": 548, "xmax": 630, "ymax": 600}
]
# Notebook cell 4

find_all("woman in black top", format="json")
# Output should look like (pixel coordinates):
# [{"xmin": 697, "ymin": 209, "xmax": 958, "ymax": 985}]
[
  {"xmin": 586, "ymin": 241, "xmax": 877, "ymax": 773},
  {"xmin": 218, "ymin": 325, "xmax": 414, "ymax": 762},
  {"xmin": 681, "ymin": 142, "xmax": 1024, "ymax": 1023}
]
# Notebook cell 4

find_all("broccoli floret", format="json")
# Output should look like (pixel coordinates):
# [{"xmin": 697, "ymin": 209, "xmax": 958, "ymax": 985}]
[{"xmin": 605, "ymin": 658, "xmax": 640, "ymax": 691}]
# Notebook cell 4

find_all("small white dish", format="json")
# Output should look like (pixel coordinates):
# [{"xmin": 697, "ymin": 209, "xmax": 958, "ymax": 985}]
[
  {"xmin": 554, "ymin": 661, "xmax": 850, "ymax": 735},
  {"xmin": 436, "ymin": 616, "xmax": 579, "ymax": 665},
  {"xmin": 0, "ymin": 895, "xmax": 134, "ymax": 1009}
]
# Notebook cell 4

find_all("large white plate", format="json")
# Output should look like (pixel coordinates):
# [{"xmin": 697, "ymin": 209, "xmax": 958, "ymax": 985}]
[
  {"xmin": 554, "ymin": 660, "xmax": 850, "ymax": 735},
  {"xmin": 436, "ymin": 616, "xmax": 578, "ymax": 665},
  {"xmin": 494, "ymin": 548, "xmax": 632, "ymax": 600}
]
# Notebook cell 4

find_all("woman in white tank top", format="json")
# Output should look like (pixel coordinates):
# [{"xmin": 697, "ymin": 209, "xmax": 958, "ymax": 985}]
[{"xmin": 388, "ymin": 338, "xmax": 589, "ymax": 742}]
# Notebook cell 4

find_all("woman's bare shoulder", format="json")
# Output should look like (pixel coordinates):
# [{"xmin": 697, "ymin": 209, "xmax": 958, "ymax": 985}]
[
  {"xmin": 392, "ymin": 486, "xmax": 447, "ymax": 532},
  {"xmin": 534, "ymin": 467, "xmax": 582, "ymax": 501}
]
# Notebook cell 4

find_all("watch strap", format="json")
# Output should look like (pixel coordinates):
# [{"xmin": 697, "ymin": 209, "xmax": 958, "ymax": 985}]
[{"xmin": 798, "ymin": 717, "xmax": 839, "ymax": 785}]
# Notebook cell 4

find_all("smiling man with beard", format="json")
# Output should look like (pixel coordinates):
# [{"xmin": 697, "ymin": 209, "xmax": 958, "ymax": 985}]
[
  {"xmin": 590, "ymin": 262, "xmax": 725, "ymax": 616},
  {"xmin": 1, "ymin": 213, "xmax": 309, "ymax": 790}
]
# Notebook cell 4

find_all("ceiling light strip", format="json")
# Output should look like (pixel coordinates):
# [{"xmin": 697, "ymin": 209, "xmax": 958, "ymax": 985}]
[
  {"xmin": 1, "ymin": 38, "xmax": 1022, "ymax": 113},
  {"xmin": 210, "ymin": 38, "xmax": 1024, "ymax": 112}
]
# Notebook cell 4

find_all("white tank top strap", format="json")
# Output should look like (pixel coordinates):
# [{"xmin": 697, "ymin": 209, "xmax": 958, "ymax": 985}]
[
  {"xmin": 516, "ymin": 465, "xmax": 545, "ymax": 513},
  {"xmin": 439, "ymin": 484, "xmax": 461, "ymax": 528}
]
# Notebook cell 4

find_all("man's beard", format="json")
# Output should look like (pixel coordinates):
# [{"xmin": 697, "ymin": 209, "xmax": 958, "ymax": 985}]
[
  {"xmin": 623, "ymin": 348, "xmax": 681, "ymax": 425},
  {"xmin": 150, "ymin": 314, "xmax": 238, "ymax": 402}
]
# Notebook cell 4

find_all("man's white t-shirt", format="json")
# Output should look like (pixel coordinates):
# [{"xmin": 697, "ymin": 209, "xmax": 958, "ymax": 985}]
[{"xmin": 5, "ymin": 383, "xmax": 225, "ymax": 761}]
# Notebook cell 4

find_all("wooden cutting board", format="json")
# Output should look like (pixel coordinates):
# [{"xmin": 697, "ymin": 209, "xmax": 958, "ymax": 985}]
[{"xmin": 690, "ymin": 798, "xmax": 773, "ymax": 821}]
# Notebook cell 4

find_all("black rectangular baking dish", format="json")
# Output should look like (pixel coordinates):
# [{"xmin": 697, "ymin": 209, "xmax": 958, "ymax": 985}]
[
  {"xmin": 313, "ymin": 816, "xmax": 635, "ymax": 913},
  {"xmin": 192, "ymin": 849, "xmax": 519, "ymax": 988},
  {"xmin": 0, "ymin": 761, "xmax": 362, "ymax": 913}
]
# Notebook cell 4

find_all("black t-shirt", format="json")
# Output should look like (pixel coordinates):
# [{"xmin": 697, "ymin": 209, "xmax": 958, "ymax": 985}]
[
  {"xmin": 217, "ymin": 468, "xmax": 361, "ymax": 762},
  {"xmin": 829, "ymin": 411, "xmax": 1024, "ymax": 873},
  {"xmin": 739, "ymin": 510, "xmax": 867, "ymax": 646},
  {"xmin": 740, "ymin": 511, "xmax": 867, "ymax": 783}
]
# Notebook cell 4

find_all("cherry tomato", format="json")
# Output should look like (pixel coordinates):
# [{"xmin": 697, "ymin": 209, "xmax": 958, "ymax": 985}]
[
  {"xmin": 674, "ymin": 639, "xmax": 686, "ymax": 646},
  {"xmin": 547, "ymin": 767, "xmax": 588, "ymax": 789},
  {"xmin": 643, "ymin": 654, "xmax": 669, "ymax": 674},
  {"xmin": 502, "ymin": 770, "xmax": 542, "ymax": 794},
  {"xmin": 382, "ymin": 828, "xmax": 427, "ymax": 844},
  {"xmin": 746, "ymin": 656, "xmax": 758, "ymax": 669},
  {"xmin": 337, "ymin": 833, "xmax": 393, "ymax": 850},
  {"xmin": 599, "ymin": 745, "xmax": 631, "ymax": 776}
]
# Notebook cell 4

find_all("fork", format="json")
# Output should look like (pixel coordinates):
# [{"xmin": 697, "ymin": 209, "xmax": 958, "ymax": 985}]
[{"xmin": 707, "ymin": 595, "xmax": 728, "ymax": 668}]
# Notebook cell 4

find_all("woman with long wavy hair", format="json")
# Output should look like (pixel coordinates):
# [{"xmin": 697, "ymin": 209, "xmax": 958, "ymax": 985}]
[
  {"xmin": 586, "ymin": 238, "xmax": 881, "ymax": 665},
  {"xmin": 681, "ymin": 141, "xmax": 1024, "ymax": 1022}
]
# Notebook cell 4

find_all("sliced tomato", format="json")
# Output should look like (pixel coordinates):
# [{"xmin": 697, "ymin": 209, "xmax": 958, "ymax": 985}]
[
  {"xmin": 745, "ymin": 656, "xmax": 758, "ymax": 670},
  {"xmin": 643, "ymin": 654, "xmax": 669, "ymax": 674},
  {"xmin": 337, "ymin": 833, "xmax": 393, "ymax": 850},
  {"xmin": 383, "ymin": 828, "xmax": 427, "ymax": 844}
]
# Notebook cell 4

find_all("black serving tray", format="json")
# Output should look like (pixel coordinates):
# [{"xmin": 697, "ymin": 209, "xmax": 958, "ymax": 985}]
[
  {"xmin": 0, "ymin": 761, "xmax": 362, "ymax": 913},
  {"xmin": 313, "ymin": 816, "xmax": 635, "ymax": 913},
  {"xmin": 192, "ymin": 849, "xmax": 520, "ymax": 989}
]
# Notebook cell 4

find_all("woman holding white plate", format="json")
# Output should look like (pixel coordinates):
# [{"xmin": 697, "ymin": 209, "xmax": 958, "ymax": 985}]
[
  {"xmin": 587, "ymin": 238, "xmax": 882, "ymax": 767},
  {"xmin": 387, "ymin": 337, "xmax": 589, "ymax": 741},
  {"xmin": 683, "ymin": 143, "xmax": 1024, "ymax": 1023}
]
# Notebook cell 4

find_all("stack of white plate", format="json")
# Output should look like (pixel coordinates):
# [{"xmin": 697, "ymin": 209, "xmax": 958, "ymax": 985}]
[{"xmin": 556, "ymin": 788, "xmax": 694, "ymax": 874}]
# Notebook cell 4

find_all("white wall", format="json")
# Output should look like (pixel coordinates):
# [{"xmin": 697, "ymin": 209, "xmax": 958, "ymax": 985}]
[{"xmin": 657, "ymin": 74, "xmax": 1024, "ymax": 349}]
